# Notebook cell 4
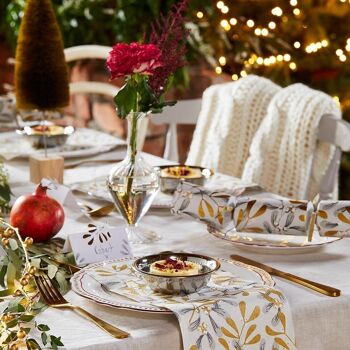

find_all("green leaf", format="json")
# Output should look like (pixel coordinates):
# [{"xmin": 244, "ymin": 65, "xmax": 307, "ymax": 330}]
[
  {"xmin": 27, "ymin": 338, "xmax": 41, "ymax": 350},
  {"xmin": 114, "ymin": 81, "xmax": 137, "ymax": 118},
  {"xmin": 6, "ymin": 261, "xmax": 16, "ymax": 289},
  {"xmin": 51, "ymin": 335, "xmax": 64, "ymax": 346},
  {"xmin": 0, "ymin": 183, "xmax": 11, "ymax": 202},
  {"xmin": 55, "ymin": 270, "xmax": 69, "ymax": 294},
  {"xmin": 5, "ymin": 318, "xmax": 18, "ymax": 328},
  {"xmin": 0, "ymin": 264, "xmax": 7, "ymax": 288},
  {"xmin": 20, "ymin": 314, "xmax": 35, "ymax": 322},
  {"xmin": 17, "ymin": 303, "xmax": 25, "ymax": 312},
  {"xmin": 38, "ymin": 324, "xmax": 50, "ymax": 332},
  {"xmin": 9, "ymin": 238, "xmax": 18, "ymax": 251},
  {"xmin": 41, "ymin": 332, "xmax": 48, "ymax": 345},
  {"xmin": 29, "ymin": 258, "xmax": 41, "ymax": 268},
  {"xmin": 47, "ymin": 264, "xmax": 58, "ymax": 279}
]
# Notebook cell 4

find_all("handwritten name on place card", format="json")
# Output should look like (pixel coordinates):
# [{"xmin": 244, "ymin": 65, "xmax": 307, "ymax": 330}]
[{"xmin": 63, "ymin": 224, "xmax": 132, "ymax": 266}]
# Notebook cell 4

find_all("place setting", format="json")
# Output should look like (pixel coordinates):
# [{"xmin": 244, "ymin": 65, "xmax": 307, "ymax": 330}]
[{"xmin": 1, "ymin": 0, "xmax": 350, "ymax": 349}]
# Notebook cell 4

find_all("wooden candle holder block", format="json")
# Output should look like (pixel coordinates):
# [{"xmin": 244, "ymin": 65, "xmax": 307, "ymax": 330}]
[{"xmin": 29, "ymin": 155, "xmax": 64, "ymax": 184}]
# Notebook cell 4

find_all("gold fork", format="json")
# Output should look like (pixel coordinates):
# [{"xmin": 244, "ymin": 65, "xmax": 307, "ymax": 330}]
[{"xmin": 35, "ymin": 272, "xmax": 130, "ymax": 339}]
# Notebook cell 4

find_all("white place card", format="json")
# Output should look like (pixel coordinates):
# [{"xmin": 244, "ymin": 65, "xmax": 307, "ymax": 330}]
[
  {"xmin": 41, "ymin": 178, "xmax": 81, "ymax": 210},
  {"xmin": 63, "ymin": 224, "xmax": 132, "ymax": 266}
]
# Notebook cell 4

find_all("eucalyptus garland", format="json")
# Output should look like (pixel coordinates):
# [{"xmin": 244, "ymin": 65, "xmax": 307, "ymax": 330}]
[{"xmin": 0, "ymin": 219, "xmax": 76, "ymax": 350}]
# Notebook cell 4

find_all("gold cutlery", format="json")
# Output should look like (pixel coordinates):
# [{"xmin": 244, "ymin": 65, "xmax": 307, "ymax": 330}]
[
  {"xmin": 35, "ymin": 272, "xmax": 130, "ymax": 339},
  {"xmin": 87, "ymin": 203, "xmax": 116, "ymax": 217},
  {"xmin": 231, "ymin": 255, "xmax": 341, "ymax": 297},
  {"xmin": 64, "ymin": 159, "xmax": 123, "ymax": 169}
]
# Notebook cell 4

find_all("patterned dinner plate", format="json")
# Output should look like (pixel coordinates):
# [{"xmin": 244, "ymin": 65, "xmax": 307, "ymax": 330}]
[
  {"xmin": 71, "ymin": 176, "xmax": 174, "ymax": 209},
  {"xmin": 208, "ymin": 225, "xmax": 342, "ymax": 254},
  {"xmin": 71, "ymin": 257, "xmax": 274, "ymax": 314}
]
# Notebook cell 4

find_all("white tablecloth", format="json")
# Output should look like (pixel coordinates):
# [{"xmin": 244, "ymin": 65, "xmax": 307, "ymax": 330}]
[{"xmin": 5, "ymin": 152, "xmax": 350, "ymax": 350}]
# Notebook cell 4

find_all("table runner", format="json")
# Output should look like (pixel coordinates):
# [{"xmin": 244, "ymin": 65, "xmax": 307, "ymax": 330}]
[{"xmin": 93, "ymin": 261, "xmax": 297, "ymax": 350}]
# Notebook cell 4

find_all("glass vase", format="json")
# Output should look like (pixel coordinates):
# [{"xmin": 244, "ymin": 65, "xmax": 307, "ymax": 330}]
[{"xmin": 107, "ymin": 112, "xmax": 160, "ymax": 244}]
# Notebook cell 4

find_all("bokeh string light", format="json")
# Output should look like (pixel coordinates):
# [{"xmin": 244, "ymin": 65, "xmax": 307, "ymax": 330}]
[{"xmin": 196, "ymin": 0, "xmax": 350, "ymax": 88}]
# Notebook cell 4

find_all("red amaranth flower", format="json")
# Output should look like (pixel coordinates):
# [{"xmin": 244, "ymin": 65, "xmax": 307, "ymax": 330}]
[
  {"xmin": 106, "ymin": 42, "xmax": 163, "ymax": 79},
  {"xmin": 149, "ymin": 0, "xmax": 189, "ymax": 96}
]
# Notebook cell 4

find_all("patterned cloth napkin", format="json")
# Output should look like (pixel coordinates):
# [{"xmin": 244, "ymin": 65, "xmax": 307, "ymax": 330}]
[
  {"xmin": 316, "ymin": 200, "xmax": 350, "ymax": 237},
  {"xmin": 231, "ymin": 197, "xmax": 310, "ymax": 236},
  {"xmin": 93, "ymin": 260, "xmax": 297, "ymax": 350},
  {"xmin": 172, "ymin": 182, "xmax": 235, "ymax": 232},
  {"xmin": 172, "ymin": 182, "xmax": 309, "ymax": 236}
]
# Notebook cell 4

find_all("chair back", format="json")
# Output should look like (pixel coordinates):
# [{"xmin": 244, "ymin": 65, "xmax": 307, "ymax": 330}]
[
  {"xmin": 64, "ymin": 45, "xmax": 148, "ymax": 148},
  {"xmin": 156, "ymin": 97, "xmax": 350, "ymax": 200},
  {"xmin": 152, "ymin": 99, "xmax": 201, "ymax": 161}
]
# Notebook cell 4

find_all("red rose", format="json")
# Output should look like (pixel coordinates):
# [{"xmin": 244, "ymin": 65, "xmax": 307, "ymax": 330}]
[{"xmin": 107, "ymin": 42, "xmax": 163, "ymax": 79}]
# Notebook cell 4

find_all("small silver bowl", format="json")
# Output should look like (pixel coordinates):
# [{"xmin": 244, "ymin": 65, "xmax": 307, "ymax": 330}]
[
  {"xmin": 133, "ymin": 252, "xmax": 220, "ymax": 294},
  {"xmin": 17, "ymin": 125, "xmax": 74, "ymax": 148},
  {"xmin": 157, "ymin": 165, "xmax": 213, "ymax": 193}
]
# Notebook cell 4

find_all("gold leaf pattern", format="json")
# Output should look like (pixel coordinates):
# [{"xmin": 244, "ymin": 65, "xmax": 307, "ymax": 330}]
[
  {"xmin": 275, "ymin": 336, "xmax": 290, "ymax": 349},
  {"xmin": 204, "ymin": 200, "xmax": 214, "ymax": 217},
  {"xmin": 265, "ymin": 326, "xmax": 283, "ymax": 336},
  {"xmin": 198, "ymin": 201, "xmax": 205, "ymax": 218},
  {"xmin": 239, "ymin": 301, "xmax": 246, "ymax": 319},
  {"xmin": 279, "ymin": 311, "xmax": 286, "ymax": 331},
  {"xmin": 338, "ymin": 212, "xmax": 350, "ymax": 224},
  {"xmin": 218, "ymin": 338, "xmax": 230, "ymax": 350},
  {"xmin": 237, "ymin": 208, "xmax": 244, "ymax": 227},
  {"xmin": 324, "ymin": 230, "xmax": 338, "ymax": 236},
  {"xmin": 246, "ymin": 334, "xmax": 261, "ymax": 345},
  {"xmin": 221, "ymin": 327, "xmax": 236, "ymax": 338},
  {"xmin": 252, "ymin": 205, "xmax": 267, "ymax": 218},
  {"xmin": 226, "ymin": 318, "xmax": 239, "ymax": 335},
  {"xmin": 317, "ymin": 210, "xmax": 328, "ymax": 219},
  {"xmin": 244, "ymin": 324, "xmax": 257, "ymax": 342},
  {"xmin": 247, "ymin": 306, "xmax": 260, "ymax": 322}
]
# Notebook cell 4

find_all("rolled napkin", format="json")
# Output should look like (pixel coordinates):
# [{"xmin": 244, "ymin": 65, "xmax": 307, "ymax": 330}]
[
  {"xmin": 317, "ymin": 200, "xmax": 350, "ymax": 237},
  {"xmin": 93, "ymin": 260, "xmax": 297, "ymax": 350},
  {"xmin": 172, "ymin": 182, "xmax": 234, "ymax": 231},
  {"xmin": 232, "ymin": 197, "xmax": 310, "ymax": 236}
]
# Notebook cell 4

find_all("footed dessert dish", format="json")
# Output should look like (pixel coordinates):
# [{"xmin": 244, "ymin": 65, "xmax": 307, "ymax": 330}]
[{"xmin": 17, "ymin": 124, "xmax": 74, "ymax": 148}]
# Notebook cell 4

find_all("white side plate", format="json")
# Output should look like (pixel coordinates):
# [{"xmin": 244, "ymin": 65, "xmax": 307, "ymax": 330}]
[{"xmin": 208, "ymin": 226, "xmax": 342, "ymax": 254}]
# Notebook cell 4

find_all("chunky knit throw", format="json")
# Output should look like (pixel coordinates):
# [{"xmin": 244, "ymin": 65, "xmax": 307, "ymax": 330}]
[
  {"xmin": 186, "ymin": 75, "xmax": 281, "ymax": 178},
  {"xmin": 242, "ymin": 83, "xmax": 341, "ymax": 199}
]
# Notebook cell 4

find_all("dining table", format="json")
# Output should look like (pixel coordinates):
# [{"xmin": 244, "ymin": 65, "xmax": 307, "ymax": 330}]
[{"xmin": 4, "ymin": 147, "xmax": 350, "ymax": 350}]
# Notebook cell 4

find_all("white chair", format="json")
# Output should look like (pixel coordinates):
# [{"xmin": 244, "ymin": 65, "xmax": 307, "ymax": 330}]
[
  {"xmin": 64, "ymin": 45, "xmax": 148, "ymax": 148},
  {"xmin": 154, "ymin": 98, "xmax": 350, "ymax": 200},
  {"xmin": 152, "ymin": 99, "xmax": 202, "ymax": 161}
]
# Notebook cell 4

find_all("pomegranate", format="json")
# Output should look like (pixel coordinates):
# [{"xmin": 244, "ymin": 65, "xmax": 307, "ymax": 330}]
[{"xmin": 10, "ymin": 184, "xmax": 65, "ymax": 242}]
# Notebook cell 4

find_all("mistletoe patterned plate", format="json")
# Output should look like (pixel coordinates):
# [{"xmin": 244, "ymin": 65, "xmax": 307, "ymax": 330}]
[
  {"xmin": 71, "ymin": 256, "xmax": 274, "ymax": 314},
  {"xmin": 208, "ymin": 226, "xmax": 342, "ymax": 254}
]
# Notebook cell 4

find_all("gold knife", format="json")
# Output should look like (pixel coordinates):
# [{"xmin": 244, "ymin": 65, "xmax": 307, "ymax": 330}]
[{"xmin": 231, "ymin": 255, "xmax": 341, "ymax": 297}]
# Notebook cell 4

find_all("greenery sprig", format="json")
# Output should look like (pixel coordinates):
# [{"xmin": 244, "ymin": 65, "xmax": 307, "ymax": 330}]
[
  {"xmin": 0, "ymin": 219, "xmax": 75, "ymax": 350},
  {"xmin": 0, "ymin": 162, "xmax": 11, "ymax": 215}
]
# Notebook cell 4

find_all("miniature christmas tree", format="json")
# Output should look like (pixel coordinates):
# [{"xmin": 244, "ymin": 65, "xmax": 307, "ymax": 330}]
[{"xmin": 14, "ymin": 0, "xmax": 69, "ymax": 110}]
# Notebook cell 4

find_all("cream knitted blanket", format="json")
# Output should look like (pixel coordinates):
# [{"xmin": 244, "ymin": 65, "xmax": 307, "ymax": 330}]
[
  {"xmin": 242, "ymin": 83, "xmax": 341, "ymax": 199},
  {"xmin": 186, "ymin": 75, "xmax": 281, "ymax": 177}
]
